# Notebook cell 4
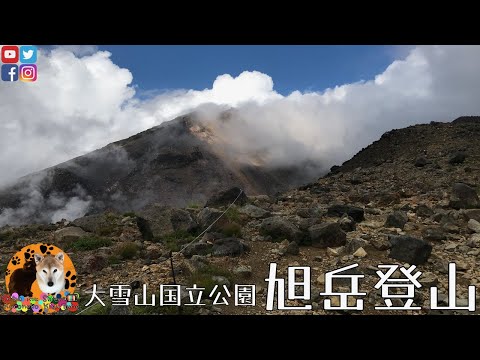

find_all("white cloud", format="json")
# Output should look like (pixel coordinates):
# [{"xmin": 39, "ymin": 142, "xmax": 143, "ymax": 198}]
[{"xmin": 1, "ymin": 45, "xmax": 480, "ymax": 192}]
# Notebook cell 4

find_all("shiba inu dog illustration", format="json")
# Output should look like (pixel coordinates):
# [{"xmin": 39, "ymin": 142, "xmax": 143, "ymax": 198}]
[{"xmin": 34, "ymin": 252, "xmax": 65, "ymax": 295}]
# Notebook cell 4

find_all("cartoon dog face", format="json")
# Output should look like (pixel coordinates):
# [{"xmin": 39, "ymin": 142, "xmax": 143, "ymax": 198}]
[{"xmin": 34, "ymin": 252, "xmax": 65, "ymax": 294}]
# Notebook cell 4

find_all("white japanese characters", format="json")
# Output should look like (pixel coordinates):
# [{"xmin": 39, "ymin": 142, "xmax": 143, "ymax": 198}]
[{"xmin": 81, "ymin": 261, "xmax": 476, "ymax": 312}]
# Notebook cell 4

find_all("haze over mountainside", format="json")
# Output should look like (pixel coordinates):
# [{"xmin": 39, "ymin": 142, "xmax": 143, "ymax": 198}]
[{"xmin": 0, "ymin": 112, "xmax": 321, "ymax": 226}]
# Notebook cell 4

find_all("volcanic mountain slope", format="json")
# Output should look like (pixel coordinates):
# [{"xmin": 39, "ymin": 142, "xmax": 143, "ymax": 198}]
[
  {"xmin": 0, "ymin": 113, "xmax": 319, "ymax": 225},
  {"xmin": 324, "ymin": 116, "xmax": 480, "ymax": 203}
]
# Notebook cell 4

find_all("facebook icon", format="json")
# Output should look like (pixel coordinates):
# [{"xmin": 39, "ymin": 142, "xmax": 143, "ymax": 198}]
[{"xmin": 1, "ymin": 64, "xmax": 19, "ymax": 82}]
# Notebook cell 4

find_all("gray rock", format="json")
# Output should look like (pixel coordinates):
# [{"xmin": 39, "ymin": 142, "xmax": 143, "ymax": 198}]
[
  {"xmin": 197, "ymin": 207, "xmax": 227, "ymax": 232},
  {"xmin": 260, "ymin": 217, "xmax": 303, "ymax": 243},
  {"xmin": 468, "ymin": 219, "xmax": 480, "ymax": 233},
  {"xmin": 414, "ymin": 157, "xmax": 428, "ymax": 167},
  {"xmin": 420, "ymin": 272, "xmax": 438, "ymax": 287},
  {"xmin": 442, "ymin": 222, "xmax": 460, "ymax": 234},
  {"xmin": 72, "ymin": 214, "xmax": 116, "ymax": 234},
  {"xmin": 388, "ymin": 235, "xmax": 432, "ymax": 265},
  {"xmin": 285, "ymin": 241, "xmax": 300, "ymax": 255},
  {"xmin": 205, "ymin": 187, "xmax": 248, "ymax": 207},
  {"xmin": 339, "ymin": 215, "xmax": 356, "ymax": 232},
  {"xmin": 183, "ymin": 243, "xmax": 213, "ymax": 258},
  {"xmin": 345, "ymin": 238, "xmax": 369, "ymax": 254},
  {"xmin": 416, "ymin": 204, "xmax": 434, "ymax": 218},
  {"xmin": 464, "ymin": 209, "xmax": 480, "ymax": 222},
  {"xmin": 468, "ymin": 234, "xmax": 480, "ymax": 247},
  {"xmin": 449, "ymin": 183, "xmax": 479, "ymax": 209},
  {"xmin": 296, "ymin": 207, "xmax": 320, "ymax": 218},
  {"xmin": 212, "ymin": 276, "xmax": 231, "ymax": 288},
  {"xmin": 54, "ymin": 226, "xmax": 87, "ymax": 244},
  {"xmin": 385, "ymin": 211, "xmax": 408, "ymax": 230},
  {"xmin": 137, "ymin": 204, "xmax": 184, "ymax": 239},
  {"xmin": 233, "ymin": 265, "xmax": 252, "ymax": 279},
  {"xmin": 79, "ymin": 254, "xmax": 108, "ymax": 274},
  {"xmin": 448, "ymin": 151, "xmax": 466, "ymax": 165},
  {"xmin": 308, "ymin": 223, "xmax": 347, "ymax": 248},
  {"xmin": 212, "ymin": 238, "xmax": 246, "ymax": 257},
  {"xmin": 170, "ymin": 209, "xmax": 198, "ymax": 233},
  {"xmin": 327, "ymin": 204, "xmax": 365, "ymax": 222},
  {"xmin": 239, "ymin": 204, "xmax": 270, "ymax": 219},
  {"xmin": 145, "ymin": 245, "xmax": 162, "ymax": 261},
  {"xmin": 422, "ymin": 227, "xmax": 447, "ymax": 241},
  {"xmin": 369, "ymin": 236, "xmax": 391, "ymax": 250}
]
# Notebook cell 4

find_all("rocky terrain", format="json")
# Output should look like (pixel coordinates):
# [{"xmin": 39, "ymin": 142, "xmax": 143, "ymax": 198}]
[{"xmin": 1, "ymin": 116, "xmax": 480, "ymax": 315}]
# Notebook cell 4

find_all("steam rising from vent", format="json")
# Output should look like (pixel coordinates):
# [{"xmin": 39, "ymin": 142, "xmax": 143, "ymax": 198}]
[{"xmin": 0, "ymin": 181, "xmax": 92, "ymax": 227}]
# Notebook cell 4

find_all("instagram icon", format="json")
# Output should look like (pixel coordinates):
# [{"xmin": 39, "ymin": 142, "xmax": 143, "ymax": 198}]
[{"xmin": 19, "ymin": 64, "xmax": 37, "ymax": 82}]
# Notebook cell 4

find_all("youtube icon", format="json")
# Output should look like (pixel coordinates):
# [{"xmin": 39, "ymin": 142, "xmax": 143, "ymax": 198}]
[{"xmin": 1, "ymin": 46, "xmax": 19, "ymax": 63}]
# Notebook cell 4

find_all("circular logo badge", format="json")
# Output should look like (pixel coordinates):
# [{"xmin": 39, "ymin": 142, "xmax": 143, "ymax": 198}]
[{"xmin": 4, "ymin": 243, "xmax": 77, "ymax": 314}]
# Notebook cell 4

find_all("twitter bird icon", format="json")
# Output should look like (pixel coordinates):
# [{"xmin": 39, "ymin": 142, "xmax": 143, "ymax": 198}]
[{"xmin": 20, "ymin": 45, "xmax": 37, "ymax": 64}]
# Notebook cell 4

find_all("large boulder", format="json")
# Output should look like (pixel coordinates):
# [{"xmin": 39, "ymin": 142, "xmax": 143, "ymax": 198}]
[
  {"xmin": 449, "ymin": 183, "xmax": 479, "ymax": 209},
  {"xmin": 137, "ymin": 204, "xmax": 198, "ymax": 239},
  {"xmin": 54, "ymin": 226, "xmax": 87, "ymax": 244},
  {"xmin": 183, "ymin": 243, "xmax": 213, "ymax": 258},
  {"xmin": 388, "ymin": 235, "xmax": 432, "ymax": 265},
  {"xmin": 197, "ymin": 207, "xmax": 229, "ymax": 232},
  {"xmin": 239, "ymin": 204, "xmax": 270, "ymax": 219},
  {"xmin": 260, "ymin": 217, "xmax": 303, "ymax": 243},
  {"xmin": 72, "ymin": 213, "xmax": 117, "ymax": 234},
  {"xmin": 205, "ymin": 187, "xmax": 248, "ymax": 207},
  {"xmin": 137, "ymin": 204, "xmax": 174, "ymax": 238},
  {"xmin": 327, "ymin": 204, "xmax": 365, "ymax": 222},
  {"xmin": 308, "ymin": 223, "xmax": 347, "ymax": 248},
  {"xmin": 212, "ymin": 238, "xmax": 247, "ymax": 257},
  {"xmin": 170, "ymin": 209, "xmax": 198, "ymax": 233},
  {"xmin": 448, "ymin": 151, "xmax": 466, "ymax": 165}
]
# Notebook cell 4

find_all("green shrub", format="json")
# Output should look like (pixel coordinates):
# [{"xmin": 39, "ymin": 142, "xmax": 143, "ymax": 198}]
[
  {"xmin": 219, "ymin": 222, "xmax": 242, "ymax": 237},
  {"xmin": 155, "ymin": 230, "xmax": 195, "ymax": 251},
  {"xmin": 123, "ymin": 212, "xmax": 137, "ymax": 218},
  {"xmin": 0, "ymin": 230, "xmax": 15, "ymax": 242},
  {"xmin": 67, "ymin": 236, "xmax": 112, "ymax": 251},
  {"xmin": 107, "ymin": 255, "xmax": 121, "ymax": 265},
  {"xmin": 187, "ymin": 203, "xmax": 200, "ymax": 209},
  {"xmin": 97, "ymin": 225, "xmax": 119, "ymax": 236},
  {"xmin": 225, "ymin": 207, "xmax": 241, "ymax": 222},
  {"xmin": 187, "ymin": 264, "xmax": 236, "ymax": 296},
  {"xmin": 116, "ymin": 242, "xmax": 139, "ymax": 260}
]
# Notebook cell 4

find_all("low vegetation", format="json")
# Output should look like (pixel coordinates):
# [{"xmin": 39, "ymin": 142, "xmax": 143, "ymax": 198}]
[
  {"xmin": 66, "ymin": 236, "xmax": 112, "ymax": 251},
  {"xmin": 115, "ymin": 242, "xmax": 139, "ymax": 260},
  {"xmin": 155, "ymin": 230, "xmax": 196, "ymax": 252},
  {"xmin": 187, "ymin": 264, "xmax": 236, "ymax": 296}
]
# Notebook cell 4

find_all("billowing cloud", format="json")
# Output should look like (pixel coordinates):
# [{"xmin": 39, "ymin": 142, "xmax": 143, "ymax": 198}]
[{"xmin": 1, "ymin": 45, "xmax": 480, "ymax": 191}]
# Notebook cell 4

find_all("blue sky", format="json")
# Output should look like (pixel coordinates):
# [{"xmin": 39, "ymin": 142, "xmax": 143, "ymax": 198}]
[{"xmin": 100, "ymin": 45, "xmax": 395, "ymax": 95}]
